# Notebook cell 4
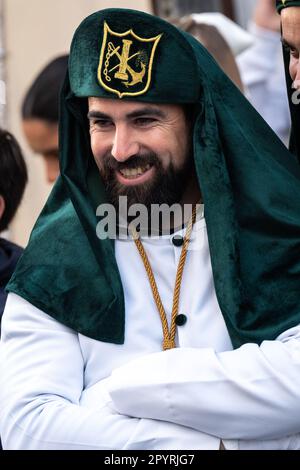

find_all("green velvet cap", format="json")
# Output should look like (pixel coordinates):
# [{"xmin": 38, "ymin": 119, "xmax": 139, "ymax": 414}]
[
  {"xmin": 276, "ymin": 0, "xmax": 300, "ymax": 13},
  {"xmin": 70, "ymin": 9, "xmax": 199, "ymax": 103},
  {"xmin": 7, "ymin": 8, "xmax": 300, "ymax": 349}
]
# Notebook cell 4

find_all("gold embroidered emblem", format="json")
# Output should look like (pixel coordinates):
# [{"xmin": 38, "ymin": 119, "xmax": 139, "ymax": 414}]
[{"xmin": 98, "ymin": 22, "xmax": 162, "ymax": 98}]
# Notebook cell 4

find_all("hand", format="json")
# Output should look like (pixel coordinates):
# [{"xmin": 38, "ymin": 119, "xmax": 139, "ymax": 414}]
[{"xmin": 253, "ymin": 0, "xmax": 281, "ymax": 32}]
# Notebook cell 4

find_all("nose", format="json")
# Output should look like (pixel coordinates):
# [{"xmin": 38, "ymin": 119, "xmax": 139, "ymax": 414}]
[{"xmin": 111, "ymin": 124, "xmax": 140, "ymax": 162}]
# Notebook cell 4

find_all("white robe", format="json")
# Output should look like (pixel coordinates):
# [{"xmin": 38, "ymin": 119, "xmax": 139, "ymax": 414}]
[
  {"xmin": 1, "ymin": 217, "xmax": 300, "ymax": 450},
  {"xmin": 237, "ymin": 22, "xmax": 291, "ymax": 145}
]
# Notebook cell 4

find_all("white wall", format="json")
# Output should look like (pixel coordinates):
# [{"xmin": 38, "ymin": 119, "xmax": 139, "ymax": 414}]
[{"xmin": 4, "ymin": 0, "xmax": 151, "ymax": 246}]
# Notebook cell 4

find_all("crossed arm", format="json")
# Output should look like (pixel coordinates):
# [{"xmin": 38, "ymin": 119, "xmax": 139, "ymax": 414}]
[
  {"xmin": 108, "ymin": 330, "xmax": 300, "ymax": 442},
  {"xmin": 0, "ymin": 294, "xmax": 219, "ymax": 450},
  {"xmin": 2, "ymin": 293, "xmax": 300, "ymax": 450}
]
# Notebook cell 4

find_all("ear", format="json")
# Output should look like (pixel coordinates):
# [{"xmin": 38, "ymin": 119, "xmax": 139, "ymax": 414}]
[{"xmin": 0, "ymin": 194, "xmax": 5, "ymax": 221}]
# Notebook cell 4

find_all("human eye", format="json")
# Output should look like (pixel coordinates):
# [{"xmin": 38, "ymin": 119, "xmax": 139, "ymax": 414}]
[
  {"xmin": 283, "ymin": 42, "xmax": 299, "ymax": 58},
  {"xmin": 133, "ymin": 116, "xmax": 158, "ymax": 127},
  {"xmin": 291, "ymin": 48, "xmax": 299, "ymax": 59},
  {"xmin": 90, "ymin": 118, "xmax": 113, "ymax": 130},
  {"xmin": 288, "ymin": 46, "xmax": 299, "ymax": 58}
]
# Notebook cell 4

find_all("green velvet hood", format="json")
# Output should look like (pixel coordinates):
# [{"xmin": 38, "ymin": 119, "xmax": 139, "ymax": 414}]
[
  {"xmin": 276, "ymin": 0, "xmax": 300, "ymax": 13},
  {"xmin": 7, "ymin": 8, "xmax": 300, "ymax": 348}
]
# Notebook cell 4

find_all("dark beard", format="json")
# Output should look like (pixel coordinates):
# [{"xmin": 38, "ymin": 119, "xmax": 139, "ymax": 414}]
[{"xmin": 99, "ymin": 151, "xmax": 192, "ymax": 210}]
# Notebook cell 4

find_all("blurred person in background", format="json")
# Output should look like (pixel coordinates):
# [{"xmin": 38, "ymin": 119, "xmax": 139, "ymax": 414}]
[
  {"xmin": 21, "ymin": 55, "xmax": 68, "ymax": 183},
  {"xmin": 170, "ymin": 14, "xmax": 245, "ymax": 92},
  {"xmin": 173, "ymin": 7, "xmax": 291, "ymax": 145},
  {"xmin": 0, "ymin": 130, "xmax": 27, "ymax": 451},
  {"xmin": 0, "ymin": 129, "xmax": 27, "ymax": 328},
  {"xmin": 276, "ymin": 0, "xmax": 300, "ymax": 162},
  {"xmin": 237, "ymin": 0, "xmax": 291, "ymax": 145}
]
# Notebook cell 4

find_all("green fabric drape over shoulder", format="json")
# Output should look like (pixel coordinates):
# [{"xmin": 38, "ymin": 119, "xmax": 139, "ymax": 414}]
[{"xmin": 7, "ymin": 9, "xmax": 300, "ymax": 348}]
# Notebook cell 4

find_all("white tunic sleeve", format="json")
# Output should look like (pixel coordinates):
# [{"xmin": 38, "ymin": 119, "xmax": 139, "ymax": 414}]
[
  {"xmin": 108, "ymin": 325, "xmax": 300, "ymax": 446},
  {"xmin": 237, "ymin": 22, "xmax": 290, "ymax": 144},
  {"xmin": 0, "ymin": 294, "xmax": 217, "ymax": 450}
]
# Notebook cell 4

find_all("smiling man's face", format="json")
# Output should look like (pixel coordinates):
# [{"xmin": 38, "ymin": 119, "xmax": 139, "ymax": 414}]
[{"xmin": 88, "ymin": 97, "xmax": 193, "ymax": 209}]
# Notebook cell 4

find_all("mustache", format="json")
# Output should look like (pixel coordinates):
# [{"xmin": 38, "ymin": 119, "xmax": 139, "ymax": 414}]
[{"xmin": 100, "ymin": 152, "xmax": 161, "ymax": 172}]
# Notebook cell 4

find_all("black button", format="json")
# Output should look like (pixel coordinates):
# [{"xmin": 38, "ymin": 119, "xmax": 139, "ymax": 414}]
[
  {"xmin": 175, "ymin": 314, "xmax": 187, "ymax": 326},
  {"xmin": 172, "ymin": 235, "xmax": 184, "ymax": 247}
]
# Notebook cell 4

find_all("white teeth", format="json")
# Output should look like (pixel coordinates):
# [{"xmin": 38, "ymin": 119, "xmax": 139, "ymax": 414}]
[{"xmin": 120, "ymin": 164, "xmax": 152, "ymax": 178}]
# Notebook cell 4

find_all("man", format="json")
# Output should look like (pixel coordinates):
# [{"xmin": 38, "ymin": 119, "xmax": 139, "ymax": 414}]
[
  {"xmin": 237, "ymin": 0, "xmax": 291, "ymax": 145},
  {"xmin": 0, "ymin": 129, "xmax": 28, "ymax": 328},
  {"xmin": 170, "ymin": 14, "xmax": 245, "ymax": 92},
  {"xmin": 1, "ymin": 8, "xmax": 300, "ymax": 450},
  {"xmin": 277, "ymin": 0, "xmax": 300, "ymax": 160},
  {"xmin": 0, "ymin": 129, "xmax": 28, "ymax": 451},
  {"xmin": 22, "ymin": 55, "xmax": 68, "ymax": 183}
]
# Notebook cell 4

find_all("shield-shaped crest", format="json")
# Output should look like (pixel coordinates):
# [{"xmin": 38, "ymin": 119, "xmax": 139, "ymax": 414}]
[{"xmin": 98, "ymin": 22, "xmax": 162, "ymax": 98}]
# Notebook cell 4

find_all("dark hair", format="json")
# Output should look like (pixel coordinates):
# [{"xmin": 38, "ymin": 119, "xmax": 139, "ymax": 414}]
[
  {"xmin": 0, "ymin": 129, "xmax": 28, "ymax": 232},
  {"xmin": 22, "ymin": 55, "xmax": 69, "ymax": 123}
]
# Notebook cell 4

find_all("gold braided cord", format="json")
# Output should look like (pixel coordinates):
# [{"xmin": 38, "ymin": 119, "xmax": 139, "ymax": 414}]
[
  {"xmin": 132, "ymin": 206, "xmax": 197, "ymax": 351},
  {"xmin": 133, "ymin": 236, "xmax": 171, "ymax": 347},
  {"xmin": 169, "ymin": 207, "xmax": 196, "ymax": 345}
]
